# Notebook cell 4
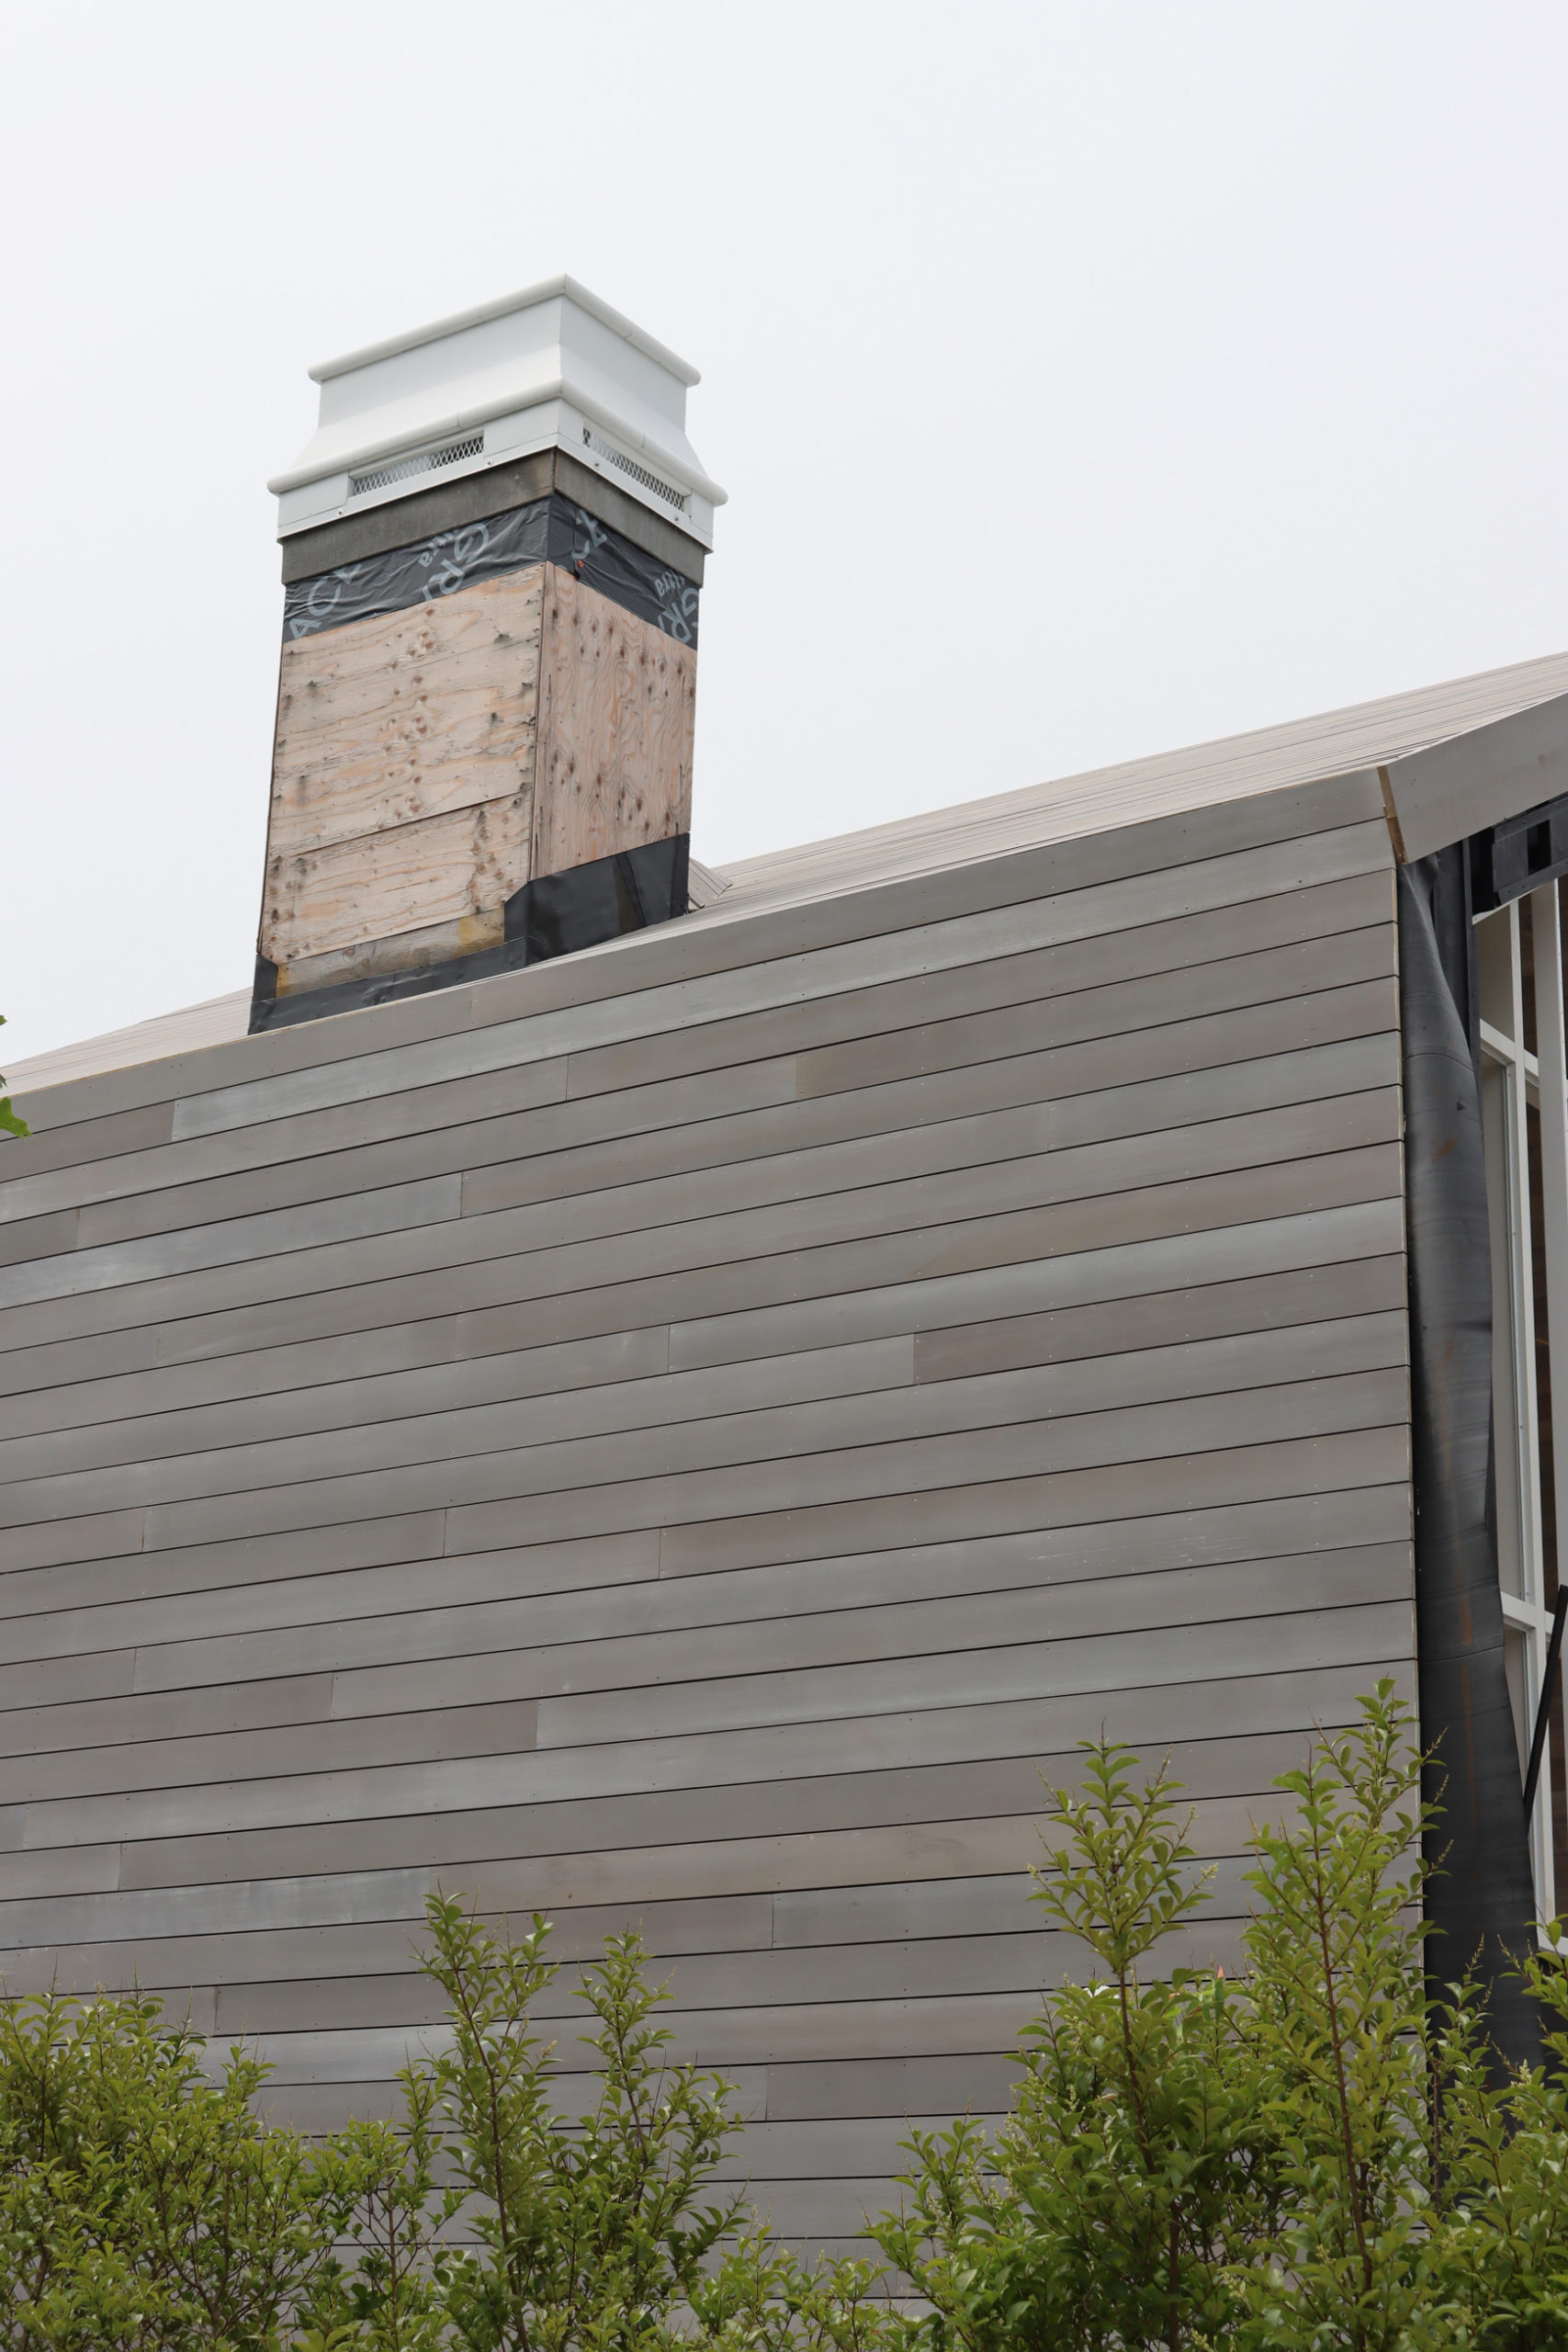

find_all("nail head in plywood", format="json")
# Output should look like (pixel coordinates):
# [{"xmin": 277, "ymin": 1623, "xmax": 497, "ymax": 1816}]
[
  {"xmin": 267, "ymin": 569, "xmax": 546, "ymax": 864},
  {"xmin": 534, "ymin": 567, "xmax": 696, "ymax": 881},
  {"xmin": 262, "ymin": 797, "xmax": 529, "ymax": 965}
]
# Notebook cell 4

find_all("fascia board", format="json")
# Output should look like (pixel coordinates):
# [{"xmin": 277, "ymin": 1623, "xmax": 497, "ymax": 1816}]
[{"xmin": 1382, "ymin": 690, "xmax": 1568, "ymax": 862}]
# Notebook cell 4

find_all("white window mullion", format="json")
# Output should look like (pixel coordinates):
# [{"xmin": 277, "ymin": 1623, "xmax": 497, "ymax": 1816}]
[
  {"xmin": 1532, "ymin": 884, "xmax": 1568, "ymax": 1578},
  {"xmin": 1529, "ymin": 881, "xmax": 1568, "ymax": 1928},
  {"xmin": 1478, "ymin": 899, "xmax": 1556, "ymax": 1923}
]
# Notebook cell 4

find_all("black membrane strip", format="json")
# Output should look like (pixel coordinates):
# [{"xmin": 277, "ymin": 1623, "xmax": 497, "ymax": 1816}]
[
  {"xmin": 1398, "ymin": 846, "xmax": 1542, "ymax": 2072},
  {"xmin": 504, "ymin": 833, "xmax": 689, "ymax": 965},
  {"xmin": 248, "ymin": 835, "xmax": 690, "ymax": 1034},
  {"xmin": 1470, "ymin": 786, "xmax": 1568, "ymax": 913},
  {"xmin": 281, "ymin": 493, "xmax": 699, "ymax": 648}
]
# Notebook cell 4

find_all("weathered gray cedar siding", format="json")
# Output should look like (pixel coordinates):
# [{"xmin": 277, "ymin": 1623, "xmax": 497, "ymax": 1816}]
[{"xmin": 0, "ymin": 765, "xmax": 1414, "ymax": 2251}]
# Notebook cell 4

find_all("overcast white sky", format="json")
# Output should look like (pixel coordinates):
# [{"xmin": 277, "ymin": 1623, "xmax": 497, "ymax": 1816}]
[{"xmin": 4, "ymin": 2, "xmax": 1566, "ymax": 1065}]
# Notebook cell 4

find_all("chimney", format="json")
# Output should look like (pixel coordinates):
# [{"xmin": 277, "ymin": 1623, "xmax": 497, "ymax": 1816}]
[{"xmin": 253, "ymin": 276, "xmax": 724, "ymax": 1030}]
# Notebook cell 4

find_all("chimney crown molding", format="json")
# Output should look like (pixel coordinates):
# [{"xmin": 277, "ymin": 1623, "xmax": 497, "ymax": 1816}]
[
  {"xmin": 307, "ymin": 274, "xmax": 702, "ymax": 389},
  {"xmin": 268, "ymin": 276, "xmax": 724, "ymax": 549}
]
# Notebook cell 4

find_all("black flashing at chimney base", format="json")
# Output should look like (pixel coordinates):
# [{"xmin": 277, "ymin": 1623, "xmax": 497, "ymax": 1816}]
[{"xmin": 249, "ymin": 834, "xmax": 690, "ymax": 1034}]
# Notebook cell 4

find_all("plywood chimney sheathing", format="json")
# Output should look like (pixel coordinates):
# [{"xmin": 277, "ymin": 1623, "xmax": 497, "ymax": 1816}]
[{"xmin": 253, "ymin": 277, "xmax": 724, "ymax": 1031}]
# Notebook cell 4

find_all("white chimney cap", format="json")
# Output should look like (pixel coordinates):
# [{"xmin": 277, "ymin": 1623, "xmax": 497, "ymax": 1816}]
[{"xmin": 267, "ymin": 273, "xmax": 726, "ymax": 548}]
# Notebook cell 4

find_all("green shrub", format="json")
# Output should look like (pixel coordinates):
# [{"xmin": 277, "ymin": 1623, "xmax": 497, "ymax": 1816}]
[
  {"xmin": 0, "ymin": 1014, "xmax": 29, "ymax": 1139},
  {"xmin": 0, "ymin": 1988, "xmax": 364, "ymax": 2346},
  {"xmin": 879, "ymin": 1681, "xmax": 1568, "ymax": 2350},
  {"xmin": 12, "ymin": 1683, "xmax": 1568, "ymax": 2348}
]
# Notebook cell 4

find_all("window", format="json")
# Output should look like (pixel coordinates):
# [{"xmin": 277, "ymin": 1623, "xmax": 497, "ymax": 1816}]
[{"xmin": 1476, "ymin": 886, "xmax": 1568, "ymax": 1927}]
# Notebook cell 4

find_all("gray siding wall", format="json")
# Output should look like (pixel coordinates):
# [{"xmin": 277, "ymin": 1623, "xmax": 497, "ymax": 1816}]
[{"xmin": 0, "ymin": 768, "xmax": 1413, "ymax": 2250}]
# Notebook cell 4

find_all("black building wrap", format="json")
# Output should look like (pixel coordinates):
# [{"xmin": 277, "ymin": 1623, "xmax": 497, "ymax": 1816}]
[
  {"xmin": 1398, "ymin": 848, "xmax": 1541, "ymax": 2071},
  {"xmin": 281, "ymin": 492, "xmax": 700, "ymax": 647}
]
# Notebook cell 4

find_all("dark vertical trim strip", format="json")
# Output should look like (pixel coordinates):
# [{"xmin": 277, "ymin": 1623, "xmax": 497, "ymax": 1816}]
[{"xmin": 1399, "ymin": 849, "xmax": 1541, "ymax": 2067}]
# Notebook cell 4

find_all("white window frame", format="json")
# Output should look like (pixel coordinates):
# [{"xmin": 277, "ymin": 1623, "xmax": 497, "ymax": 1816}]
[{"xmin": 1476, "ymin": 883, "xmax": 1568, "ymax": 1931}]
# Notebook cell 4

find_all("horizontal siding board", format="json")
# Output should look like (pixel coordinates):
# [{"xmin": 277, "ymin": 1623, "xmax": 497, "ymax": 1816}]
[
  {"xmin": 564, "ymin": 872, "xmax": 1395, "ymax": 1109},
  {"xmin": 1053, "ymin": 1034, "xmax": 1395, "ymax": 1148},
  {"xmin": 0, "ymin": 1532, "xmax": 653, "ymax": 1655},
  {"xmin": 0, "ymin": 1300, "xmax": 1399, "ymax": 1534},
  {"xmin": 1, "ymin": 1138, "xmax": 1404, "ymax": 1481},
  {"xmin": 5, "ymin": 1136, "xmax": 1402, "ymax": 1401},
  {"xmin": 2, "ymin": 1509, "xmax": 149, "ymax": 1577},
  {"xmin": 0, "ymin": 1484, "xmax": 1400, "ymax": 1681},
  {"xmin": 148, "ymin": 1532, "xmax": 1414, "ymax": 1717},
  {"xmin": 2, "ymin": 871, "xmax": 1389, "ymax": 1238},
  {"xmin": 0, "ymin": 1209, "xmax": 78, "ymax": 1268},
  {"xmin": 766, "ymin": 2053, "xmax": 1019, "ymax": 2118},
  {"xmin": 0, "ymin": 1101, "xmax": 175, "ymax": 1185},
  {"xmin": 110, "ymin": 1701, "xmax": 1389, "ymax": 1892},
  {"xmin": 5, "ymin": 1917, "xmax": 1230, "ymax": 2008},
  {"xmin": 458, "ymin": 1794, "xmax": 1286, "ymax": 1917},
  {"xmin": 17, "ymin": 1652, "xmax": 1414, "ymax": 1849},
  {"xmin": 0, "ymin": 1326, "xmax": 158, "ymax": 1404},
  {"xmin": 0, "ymin": 1846, "xmax": 122, "ymax": 1901},
  {"xmin": 102, "ymin": 1358, "xmax": 1410, "ymax": 1555},
  {"xmin": 1, "ymin": 778, "xmax": 1411, "ymax": 2249},
  {"xmin": 0, "ymin": 1334, "xmax": 916, "ymax": 1526},
  {"xmin": 327, "ymin": 1548, "xmax": 1411, "ymax": 1728},
  {"xmin": 912, "ymin": 1254, "xmax": 1407, "ymax": 1384},
  {"xmin": 789, "ymin": 930, "xmax": 1393, "ymax": 1101},
  {"xmin": 2, "ymin": 1700, "xmax": 539, "ymax": 1805},
  {"xmin": 201, "ymin": 1952, "xmax": 1263, "ymax": 2048},
  {"xmin": 644, "ymin": 1428, "xmax": 1408, "ymax": 1578},
  {"xmin": 0, "ymin": 1512, "xmax": 454, "ymax": 1629},
  {"xmin": 469, "ymin": 920, "xmax": 1395, "ymax": 1215},
  {"xmin": 0, "ymin": 1239, "xmax": 1401, "ymax": 1498},
  {"xmin": 27, "ymin": 1923, "xmax": 1251, "ymax": 2028},
  {"xmin": 667, "ymin": 1195, "xmax": 1405, "ymax": 1371},
  {"xmin": 10, "ymin": 766, "xmax": 1383, "ymax": 1143},
  {"xmin": 0, "ymin": 1673, "xmax": 334, "ymax": 1758},
  {"xmin": 165, "ymin": 820, "xmax": 1390, "ymax": 1142},
  {"xmin": 2, "ymin": 1508, "xmax": 1406, "ymax": 1710},
  {"xmin": 0, "ymin": 1176, "xmax": 463, "ymax": 1313},
  {"xmin": 0, "ymin": 1651, "xmax": 137, "ymax": 1713},
  {"xmin": 1, "ymin": 1535, "xmax": 1403, "ymax": 1739},
  {"xmin": 0, "ymin": 1046, "xmax": 1395, "ymax": 1442},
  {"xmin": 0, "ymin": 983, "xmax": 1396, "ymax": 1354},
  {"xmin": 0, "ymin": 1327, "xmax": 676, "ymax": 1486},
  {"xmin": 0, "ymin": 1868, "xmax": 438, "ymax": 1948},
  {"xmin": 685, "ymin": 2118, "xmax": 972, "ymax": 2177},
  {"xmin": 525, "ymin": 1604, "xmax": 1410, "ymax": 1753}
]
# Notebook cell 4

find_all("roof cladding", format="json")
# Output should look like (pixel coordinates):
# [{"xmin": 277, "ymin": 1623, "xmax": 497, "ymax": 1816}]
[{"xmin": 15, "ymin": 642, "xmax": 1568, "ymax": 1098}]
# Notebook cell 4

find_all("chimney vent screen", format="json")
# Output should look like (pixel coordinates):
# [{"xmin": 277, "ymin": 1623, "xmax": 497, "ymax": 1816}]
[
  {"xmin": 582, "ymin": 428, "xmax": 689, "ymax": 514},
  {"xmin": 350, "ymin": 434, "xmax": 486, "ymax": 499}
]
